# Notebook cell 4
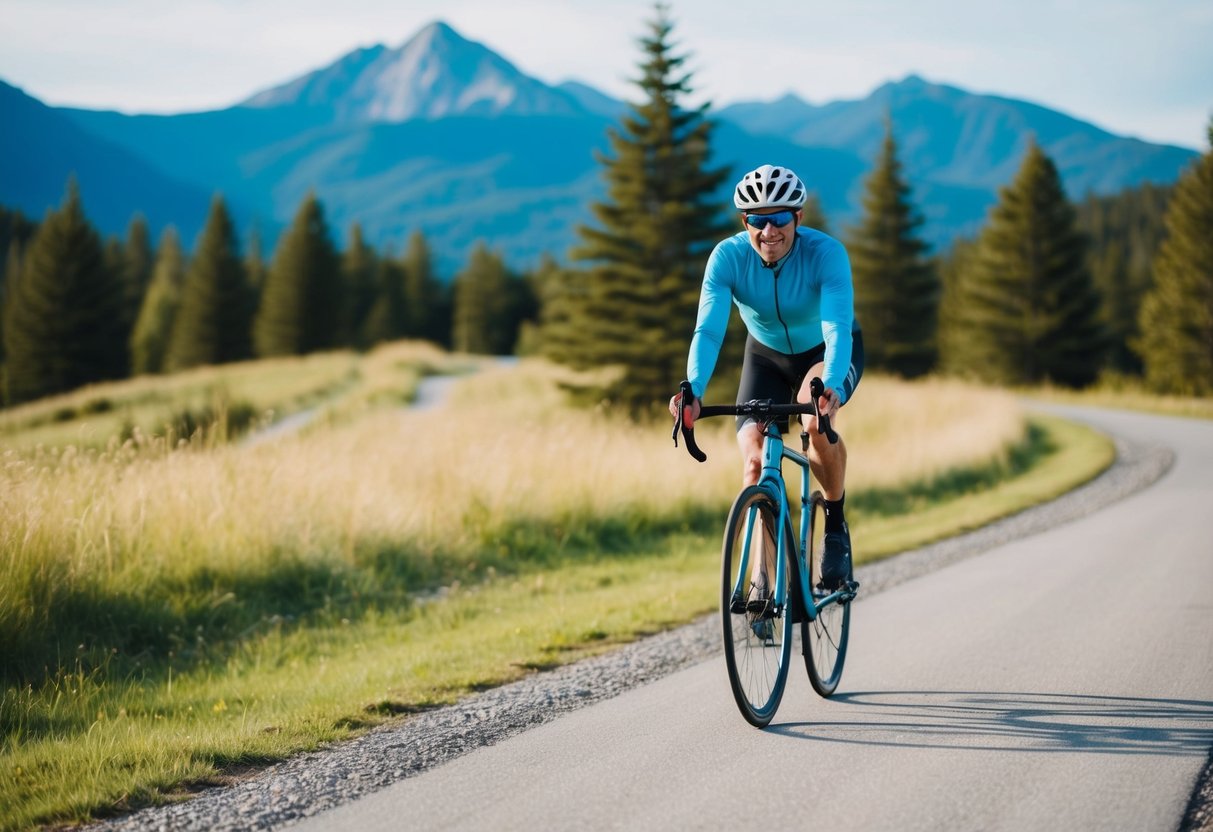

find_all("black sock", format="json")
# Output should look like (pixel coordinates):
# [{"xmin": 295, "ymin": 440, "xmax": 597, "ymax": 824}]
[{"xmin": 823, "ymin": 494, "xmax": 847, "ymax": 535}]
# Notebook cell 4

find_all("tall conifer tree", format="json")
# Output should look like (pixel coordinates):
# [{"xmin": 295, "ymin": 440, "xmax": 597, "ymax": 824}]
[
  {"xmin": 361, "ymin": 259, "xmax": 407, "ymax": 347},
  {"xmin": 1, "ymin": 240, "xmax": 26, "ymax": 369},
  {"xmin": 452, "ymin": 242, "xmax": 521, "ymax": 355},
  {"xmin": 528, "ymin": 254, "xmax": 583, "ymax": 362},
  {"xmin": 3, "ymin": 181, "xmax": 126, "ymax": 403},
  {"xmin": 122, "ymin": 215, "xmax": 154, "ymax": 335},
  {"xmin": 130, "ymin": 228, "xmax": 186, "ymax": 375},
  {"xmin": 245, "ymin": 226, "xmax": 268, "ymax": 295},
  {"xmin": 1136, "ymin": 122, "xmax": 1213, "ymax": 395},
  {"xmin": 847, "ymin": 120, "xmax": 938, "ymax": 377},
  {"xmin": 1077, "ymin": 183, "xmax": 1171, "ymax": 373},
  {"xmin": 943, "ymin": 141, "xmax": 1104, "ymax": 387},
  {"xmin": 342, "ymin": 224, "xmax": 379, "ymax": 348},
  {"xmin": 400, "ymin": 230, "xmax": 448, "ymax": 345},
  {"xmin": 552, "ymin": 4, "xmax": 731, "ymax": 412},
  {"xmin": 254, "ymin": 193, "xmax": 342, "ymax": 357},
  {"xmin": 166, "ymin": 196, "xmax": 254, "ymax": 370}
]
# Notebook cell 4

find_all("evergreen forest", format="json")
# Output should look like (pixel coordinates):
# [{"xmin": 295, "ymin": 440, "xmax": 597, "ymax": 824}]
[{"xmin": 2, "ymin": 11, "xmax": 1210, "ymax": 412}]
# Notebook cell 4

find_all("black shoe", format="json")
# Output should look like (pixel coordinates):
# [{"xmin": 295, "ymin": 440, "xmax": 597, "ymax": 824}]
[
  {"xmin": 819, "ymin": 524, "xmax": 852, "ymax": 590},
  {"xmin": 746, "ymin": 578, "xmax": 774, "ymax": 618}
]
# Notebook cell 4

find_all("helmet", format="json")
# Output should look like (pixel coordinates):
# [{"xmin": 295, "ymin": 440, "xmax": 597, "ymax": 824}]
[{"xmin": 733, "ymin": 165, "xmax": 807, "ymax": 211}]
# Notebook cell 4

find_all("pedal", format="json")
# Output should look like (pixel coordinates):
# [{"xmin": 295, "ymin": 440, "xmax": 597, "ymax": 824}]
[{"xmin": 746, "ymin": 598, "xmax": 777, "ymax": 619}]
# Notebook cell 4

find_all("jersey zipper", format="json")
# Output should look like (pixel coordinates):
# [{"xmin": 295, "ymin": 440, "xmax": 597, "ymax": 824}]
[{"xmin": 772, "ymin": 265, "xmax": 794, "ymax": 353}]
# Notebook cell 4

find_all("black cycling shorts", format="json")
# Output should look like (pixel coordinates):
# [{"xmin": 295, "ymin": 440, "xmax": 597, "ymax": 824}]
[{"xmin": 735, "ymin": 330, "xmax": 865, "ymax": 433}]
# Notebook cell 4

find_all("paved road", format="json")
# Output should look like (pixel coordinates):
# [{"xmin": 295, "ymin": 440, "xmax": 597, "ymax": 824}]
[{"xmin": 287, "ymin": 404, "xmax": 1212, "ymax": 832}]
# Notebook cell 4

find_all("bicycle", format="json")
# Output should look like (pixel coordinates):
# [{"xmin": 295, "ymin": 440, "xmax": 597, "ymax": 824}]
[{"xmin": 673, "ymin": 378, "xmax": 859, "ymax": 728}]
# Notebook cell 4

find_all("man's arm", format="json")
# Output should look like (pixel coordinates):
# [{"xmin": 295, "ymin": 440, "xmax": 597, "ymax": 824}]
[{"xmin": 687, "ymin": 245, "xmax": 734, "ymax": 399}]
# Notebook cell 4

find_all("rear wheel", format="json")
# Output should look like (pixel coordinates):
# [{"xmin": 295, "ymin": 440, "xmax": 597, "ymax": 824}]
[
  {"xmin": 803, "ymin": 490, "xmax": 851, "ymax": 697},
  {"xmin": 721, "ymin": 486, "xmax": 793, "ymax": 727}
]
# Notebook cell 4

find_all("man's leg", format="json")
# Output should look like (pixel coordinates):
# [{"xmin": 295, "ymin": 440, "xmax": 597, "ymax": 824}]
[
  {"xmin": 737, "ymin": 421, "xmax": 764, "ymax": 488},
  {"xmin": 737, "ymin": 422, "xmax": 777, "ymax": 611},
  {"xmin": 798, "ymin": 361, "xmax": 851, "ymax": 588}
]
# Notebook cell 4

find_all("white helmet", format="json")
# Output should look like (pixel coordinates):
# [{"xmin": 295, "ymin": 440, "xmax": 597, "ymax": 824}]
[{"xmin": 733, "ymin": 165, "xmax": 807, "ymax": 211}]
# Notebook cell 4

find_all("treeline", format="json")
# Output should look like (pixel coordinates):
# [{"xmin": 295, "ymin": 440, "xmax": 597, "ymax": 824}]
[
  {"xmin": 519, "ymin": 7, "xmax": 1213, "ymax": 410},
  {"xmin": 3, "ymin": 6, "xmax": 1211, "ymax": 411},
  {"xmin": 0, "ymin": 187, "xmax": 536, "ymax": 406}
]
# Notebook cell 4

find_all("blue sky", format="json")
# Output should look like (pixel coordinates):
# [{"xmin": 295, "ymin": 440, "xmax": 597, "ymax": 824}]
[{"xmin": 1, "ymin": 0, "xmax": 1210, "ymax": 148}]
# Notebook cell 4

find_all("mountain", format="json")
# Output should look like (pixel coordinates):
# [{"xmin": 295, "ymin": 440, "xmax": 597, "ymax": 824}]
[
  {"xmin": 556, "ymin": 81, "xmax": 629, "ymax": 120},
  {"xmin": 2, "ymin": 22, "xmax": 1201, "ymax": 272},
  {"xmin": 240, "ymin": 21, "xmax": 584, "ymax": 122},
  {"xmin": 0, "ymin": 80, "xmax": 217, "ymax": 244},
  {"xmin": 718, "ymin": 76, "xmax": 1196, "ymax": 222}
]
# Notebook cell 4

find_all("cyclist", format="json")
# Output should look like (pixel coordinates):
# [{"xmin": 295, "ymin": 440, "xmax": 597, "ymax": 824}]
[{"xmin": 669, "ymin": 164, "xmax": 864, "ymax": 590}]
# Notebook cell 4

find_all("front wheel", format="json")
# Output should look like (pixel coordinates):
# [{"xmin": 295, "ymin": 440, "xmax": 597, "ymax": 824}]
[
  {"xmin": 721, "ymin": 486, "xmax": 793, "ymax": 727},
  {"xmin": 802, "ymin": 490, "xmax": 851, "ymax": 697}
]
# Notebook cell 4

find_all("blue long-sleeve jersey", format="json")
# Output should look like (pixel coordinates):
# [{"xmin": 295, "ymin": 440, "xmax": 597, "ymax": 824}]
[{"xmin": 687, "ymin": 227, "xmax": 856, "ymax": 401}]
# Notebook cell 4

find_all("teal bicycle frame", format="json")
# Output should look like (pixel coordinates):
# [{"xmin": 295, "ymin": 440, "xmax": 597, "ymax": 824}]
[{"xmin": 730, "ymin": 421, "xmax": 856, "ymax": 624}]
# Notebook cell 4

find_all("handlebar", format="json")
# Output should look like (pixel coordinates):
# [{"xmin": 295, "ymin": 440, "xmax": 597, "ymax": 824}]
[{"xmin": 672, "ymin": 378, "xmax": 839, "ymax": 463}]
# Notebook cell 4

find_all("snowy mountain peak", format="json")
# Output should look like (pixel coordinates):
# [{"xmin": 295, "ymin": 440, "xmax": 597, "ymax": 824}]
[{"xmin": 240, "ymin": 20, "xmax": 582, "ymax": 122}]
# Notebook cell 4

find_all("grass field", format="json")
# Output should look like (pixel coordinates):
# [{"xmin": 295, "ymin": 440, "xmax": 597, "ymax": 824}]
[{"xmin": 0, "ymin": 351, "xmax": 1116, "ymax": 830}]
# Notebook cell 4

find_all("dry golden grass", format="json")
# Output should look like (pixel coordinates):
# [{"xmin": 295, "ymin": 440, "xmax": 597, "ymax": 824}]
[
  {"xmin": 1, "ymin": 359, "xmax": 1026, "ymax": 662},
  {"xmin": 2, "ymin": 354, "xmax": 1088, "ymax": 832}
]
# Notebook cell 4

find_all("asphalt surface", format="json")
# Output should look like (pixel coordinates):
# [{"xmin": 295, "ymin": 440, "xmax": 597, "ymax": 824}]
[{"xmin": 93, "ymin": 404, "xmax": 1213, "ymax": 831}]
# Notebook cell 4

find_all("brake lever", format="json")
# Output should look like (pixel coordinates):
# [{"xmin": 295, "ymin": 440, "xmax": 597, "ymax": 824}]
[
  {"xmin": 809, "ymin": 378, "xmax": 840, "ymax": 445},
  {"xmin": 675, "ymin": 381, "xmax": 707, "ymax": 462}
]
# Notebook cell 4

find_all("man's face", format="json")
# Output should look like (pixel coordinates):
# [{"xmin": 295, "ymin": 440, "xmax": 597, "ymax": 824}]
[{"xmin": 742, "ymin": 208, "xmax": 800, "ymax": 263}]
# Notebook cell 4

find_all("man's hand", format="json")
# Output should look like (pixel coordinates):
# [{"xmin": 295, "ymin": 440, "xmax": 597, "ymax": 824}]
[
  {"xmin": 816, "ymin": 385, "xmax": 841, "ymax": 420},
  {"xmin": 668, "ymin": 392, "xmax": 701, "ymax": 428}
]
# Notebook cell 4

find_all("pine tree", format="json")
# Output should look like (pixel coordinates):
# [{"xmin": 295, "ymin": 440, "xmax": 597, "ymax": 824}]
[
  {"xmin": 1077, "ymin": 183, "xmax": 1171, "ymax": 373},
  {"xmin": 341, "ymin": 224, "xmax": 379, "ymax": 348},
  {"xmin": 847, "ymin": 120, "xmax": 938, "ymax": 377},
  {"xmin": 254, "ymin": 193, "xmax": 342, "ymax": 357},
  {"xmin": 245, "ymin": 225, "xmax": 268, "ymax": 295},
  {"xmin": 130, "ymin": 227, "xmax": 186, "ymax": 375},
  {"xmin": 1, "ymin": 240, "xmax": 24, "ymax": 368},
  {"xmin": 551, "ymin": 4, "xmax": 731, "ymax": 412},
  {"xmin": 0, "ymin": 206, "xmax": 36, "ymax": 291},
  {"xmin": 122, "ymin": 215, "xmax": 154, "ymax": 335},
  {"xmin": 944, "ymin": 141, "xmax": 1104, "ymax": 387},
  {"xmin": 523, "ymin": 254, "xmax": 579, "ymax": 359},
  {"xmin": 1136, "ymin": 122, "xmax": 1213, "ymax": 395},
  {"xmin": 166, "ymin": 195, "xmax": 254, "ymax": 371},
  {"xmin": 452, "ymin": 242, "xmax": 523, "ymax": 355},
  {"xmin": 936, "ymin": 236, "xmax": 978, "ymax": 374},
  {"xmin": 400, "ymin": 230, "xmax": 448, "ymax": 345},
  {"xmin": 361, "ymin": 258, "xmax": 407, "ymax": 347},
  {"xmin": 3, "ymin": 181, "xmax": 127, "ymax": 404}
]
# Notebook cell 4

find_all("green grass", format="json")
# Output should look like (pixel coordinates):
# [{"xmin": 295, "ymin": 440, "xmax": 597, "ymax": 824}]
[
  {"xmin": 0, "ymin": 410, "xmax": 1113, "ymax": 832},
  {"xmin": 854, "ymin": 414, "xmax": 1113, "ymax": 558}
]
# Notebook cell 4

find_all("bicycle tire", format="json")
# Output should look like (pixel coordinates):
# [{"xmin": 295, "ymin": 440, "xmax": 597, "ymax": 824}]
[
  {"xmin": 802, "ymin": 489, "xmax": 851, "ymax": 697},
  {"xmin": 721, "ymin": 485, "xmax": 794, "ymax": 727}
]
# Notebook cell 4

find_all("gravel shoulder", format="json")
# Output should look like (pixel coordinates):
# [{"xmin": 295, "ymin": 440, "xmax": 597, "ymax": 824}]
[{"xmin": 91, "ymin": 417, "xmax": 1188, "ymax": 832}]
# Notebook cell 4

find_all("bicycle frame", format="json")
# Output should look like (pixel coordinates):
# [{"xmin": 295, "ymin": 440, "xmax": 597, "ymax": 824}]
[{"xmin": 729, "ymin": 420, "xmax": 854, "ymax": 624}]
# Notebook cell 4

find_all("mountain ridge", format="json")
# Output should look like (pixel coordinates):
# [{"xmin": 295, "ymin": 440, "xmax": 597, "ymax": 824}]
[{"xmin": 1, "ymin": 20, "xmax": 1200, "ymax": 273}]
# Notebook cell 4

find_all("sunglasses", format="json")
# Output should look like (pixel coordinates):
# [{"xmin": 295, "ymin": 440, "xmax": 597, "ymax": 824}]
[{"xmin": 744, "ymin": 210, "xmax": 796, "ymax": 229}]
